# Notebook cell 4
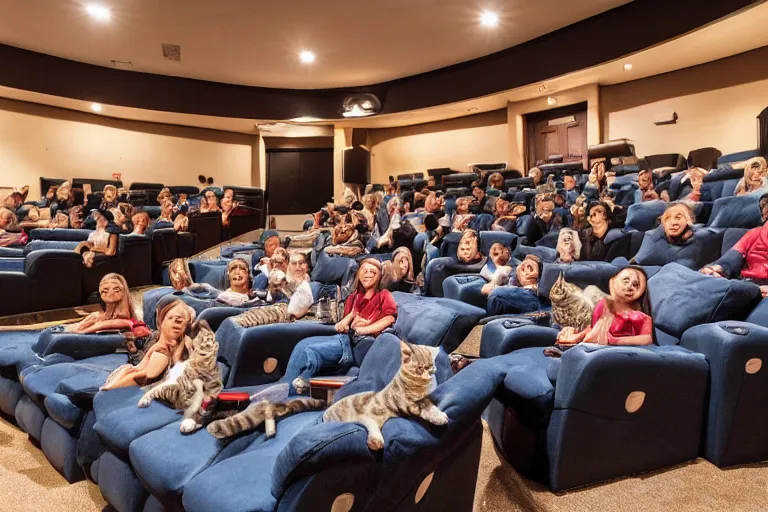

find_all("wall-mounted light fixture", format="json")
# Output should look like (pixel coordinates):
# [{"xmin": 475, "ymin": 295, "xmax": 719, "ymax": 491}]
[{"xmin": 654, "ymin": 112, "xmax": 678, "ymax": 126}]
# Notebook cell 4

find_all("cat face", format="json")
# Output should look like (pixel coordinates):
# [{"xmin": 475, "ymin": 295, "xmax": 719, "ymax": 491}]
[
  {"xmin": 188, "ymin": 320, "xmax": 218, "ymax": 359},
  {"xmin": 549, "ymin": 272, "xmax": 569, "ymax": 302},
  {"xmin": 400, "ymin": 341, "xmax": 436, "ymax": 383}
]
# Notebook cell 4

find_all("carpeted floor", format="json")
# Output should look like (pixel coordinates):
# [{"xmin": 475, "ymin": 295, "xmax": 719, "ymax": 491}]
[{"xmin": 0, "ymin": 327, "xmax": 766, "ymax": 511}]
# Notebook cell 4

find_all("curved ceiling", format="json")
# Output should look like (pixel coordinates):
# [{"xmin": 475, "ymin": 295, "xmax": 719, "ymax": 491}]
[{"xmin": 0, "ymin": 0, "xmax": 631, "ymax": 89}]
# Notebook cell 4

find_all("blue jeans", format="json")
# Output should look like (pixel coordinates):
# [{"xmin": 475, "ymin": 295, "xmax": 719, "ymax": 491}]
[
  {"xmin": 284, "ymin": 333, "xmax": 356, "ymax": 394},
  {"xmin": 487, "ymin": 286, "xmax": 541, "ymax": 316}
]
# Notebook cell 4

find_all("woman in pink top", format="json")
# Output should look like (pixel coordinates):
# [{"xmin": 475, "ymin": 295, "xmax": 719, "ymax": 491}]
[{"xmin": 556, "ymin": 267, "xmax": 654, "ymax": 347}]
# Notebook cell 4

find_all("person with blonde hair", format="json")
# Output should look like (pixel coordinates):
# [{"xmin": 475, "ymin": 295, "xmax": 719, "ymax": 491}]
[
  {"xmin": 381, "ymin": 246, "xmax": 415, "ymax": 292},
  {"xmin": 66, "ymin": 273, "xmax": 142, "ymax": 334},
  {"xmin": 101, "ymin": 299, "xmax": 196, "ymax": 390},
  {"xmin": 734, "ymin": 157, "xmax": 768, "ymax": 197}
]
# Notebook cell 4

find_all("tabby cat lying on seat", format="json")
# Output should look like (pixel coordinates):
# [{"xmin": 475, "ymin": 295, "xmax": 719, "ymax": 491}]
[
  {"xmin": 137, "ymin": 320, "xmax": 223, "ymax": 433},
  {"xmin": 549, "ymin": 272, "xmax": 607, "ymax": 331},
  {"xmin": 207, "ymin": 341, "xmax": 448, "ymax": 450}
]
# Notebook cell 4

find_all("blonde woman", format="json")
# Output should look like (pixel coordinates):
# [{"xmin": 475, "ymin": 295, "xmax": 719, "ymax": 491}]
[
  {"xmin": 381, "ymin": 246, "xmax": 415, "ymax": 292},
  {"xmin": 286, "ymin": 252, "xmax": 311, "ymax": 294},
  {"xmin": 734, "ymin": 157, "xmax": 768, "ymax": 197},
  {"xmin": 66, "ymin": 273, "xmax": 141, "ymax": 334},
  {"xmin": 101, "ymin": 299, "xmax": 196, "ymax": 390}
]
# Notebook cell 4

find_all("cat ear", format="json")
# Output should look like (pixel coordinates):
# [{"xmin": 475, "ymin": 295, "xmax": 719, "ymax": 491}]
[{"xmin": 400, "ymin": 340, "xmax": 413, "ymax": 363}]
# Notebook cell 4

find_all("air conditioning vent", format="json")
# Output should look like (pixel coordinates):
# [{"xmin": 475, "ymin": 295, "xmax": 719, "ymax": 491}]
[{"xmin": 162, "ymin": 43, "xmax": 181, "ymax": 62}]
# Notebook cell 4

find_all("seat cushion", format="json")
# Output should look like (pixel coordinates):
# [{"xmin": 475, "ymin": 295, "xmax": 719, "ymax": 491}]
[
  {"xmin": 632, "ymin": 227, "xmax": 721, "ymax": 270},
  {"xmin": 391, "ymin": 293, "xmax": 485, "ymax": 352},
  {"xmin": 94, "ymin": 387, "xmax": 181, "ymax": 457},
  {"xmin": 707, "ymin": 194, "xmax": 764, "ymax": 229},
  {"xmin": 494, "ymin": 347, "xmax": 556, "ymax": 429},
  {"xmin": 648, "ymin": 263, "xmax": 761, "ymax": 339}
]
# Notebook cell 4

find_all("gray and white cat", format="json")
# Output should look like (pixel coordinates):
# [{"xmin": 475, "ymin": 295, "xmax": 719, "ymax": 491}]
[{"xmin": 207, "ymin": 341, "xmax": 448, "ymax": 450}]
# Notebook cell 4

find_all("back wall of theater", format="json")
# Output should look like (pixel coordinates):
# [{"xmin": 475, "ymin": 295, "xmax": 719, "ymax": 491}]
[
  {"xmin": 367, "ymin": 109, "xmax": 508, "ymax": 182},
  {"xmin": 0, "ymin": 98, "xmax": 253, "ymax": 198}
]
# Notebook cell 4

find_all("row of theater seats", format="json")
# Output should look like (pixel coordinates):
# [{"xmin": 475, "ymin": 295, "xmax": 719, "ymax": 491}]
[
  {"xmin": 3, "ymin": 144, "xmax": 768, "ymax": 509},
  {"xmin": 0, "ymin": 245, "xmax": 502, "ymax": 511},
  {"xmin": 0, "ymin": 212, "xmax": 257, "ymax": 317}
]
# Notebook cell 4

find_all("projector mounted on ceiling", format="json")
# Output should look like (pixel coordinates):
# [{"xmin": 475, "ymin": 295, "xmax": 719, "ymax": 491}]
[{"xmin": 342, "ymin": 94, "xmax": 381, "ymax": 118}]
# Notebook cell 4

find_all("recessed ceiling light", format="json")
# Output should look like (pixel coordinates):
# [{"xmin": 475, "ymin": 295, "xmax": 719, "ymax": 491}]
[
  {"xmin": 467, "ymin": 107, "xmax": 479, "ymax": 112},
  {"xmin": 623, "ymin": 63, "xmax": 633, "ymax": 72},
  {"xmin": 537, "ymin": 84, "xmax": 548, "ymax": 92},
  {"xmin": 299, "ymin": 51, "xmax": 315, "ymax": 64},
  {"xmin": 85, "ymin": 3, "xmax": 111, "ymax": 22},
  {"xmin": 90, "ymin": 103, "xmax": 103, "ymax": 113},
  {"xmin": 480, "ymin": 11, "xmax": 499, "ymax": 27},
  {"xmin": 547, "ymin": 97, "xmax": 557, "ymax": 106}
]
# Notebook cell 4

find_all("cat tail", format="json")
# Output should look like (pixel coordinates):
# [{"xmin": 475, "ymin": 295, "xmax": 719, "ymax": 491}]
[{"xmin": 206, "ymin": 398, "xmax": 325, "ymax": 439}]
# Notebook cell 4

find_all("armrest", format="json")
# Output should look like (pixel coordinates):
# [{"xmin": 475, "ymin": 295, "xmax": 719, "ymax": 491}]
[
  {"xmin": 215, "ymin": 319, "xmax": 337, "ymax": 387},
  {"xmin": 0, "ymin": 271, "xmax": 36, "ymax": 315},
  {"xmin": 480, "ymin": 321, "xmax": 558, "ymax": 358},
  {"xmin": 33, "ymin": 331, "xmax": 126, "ymax": 359},
  {"xmin": 272, "ymin": 420, "xmax": 376, "ymax": 499},
  {"xmin": 555, "ymin": 344, "xmax": 708, "ymax": 414},
  {"xmin": 197, "ymin": 306, "xmax": 243, "ymax": 332}
]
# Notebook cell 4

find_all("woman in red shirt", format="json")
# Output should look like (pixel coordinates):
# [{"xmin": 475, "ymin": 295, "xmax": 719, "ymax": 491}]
[
  {"xmin": 556, "ymin": 267, "xmax": 654, "ymax": 347},
  {"xmin": 286, "ymin": 258, "xmax": 397, "ymax": 394}
]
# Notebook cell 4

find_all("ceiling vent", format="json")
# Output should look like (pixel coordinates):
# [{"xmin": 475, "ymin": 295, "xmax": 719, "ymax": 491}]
[{"xmin": 162, "ymin": 43, "xmax": 181, "ymax": 62}]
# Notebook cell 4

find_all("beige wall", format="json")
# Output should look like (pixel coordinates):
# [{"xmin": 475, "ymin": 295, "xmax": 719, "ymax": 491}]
[
  {"xmin": 0, "ymin": 98, "xmax": 254, "ymax": 199},
  {"xmin": 601, "ymin": 46, "xmax": 768, "ymax": 157},
  {"xmin": 507, "ymin": 84, "xmax": 601, "ymax": 171},
  {"xmin": 367, "ymin": 110, "xmax": 508, "ymax": 184}
]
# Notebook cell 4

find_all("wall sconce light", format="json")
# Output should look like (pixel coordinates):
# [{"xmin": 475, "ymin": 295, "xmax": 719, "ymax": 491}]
[
  {"xmin": 654, "ymin": 112, "xmax": 678, "ymax": 126},
  {"xmin": 547, "ymin": 97, "xmax": 557, "ymax": 106}
]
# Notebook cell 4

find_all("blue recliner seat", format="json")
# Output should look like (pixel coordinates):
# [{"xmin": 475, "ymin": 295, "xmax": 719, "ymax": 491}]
[
  {"xmin": 625, "ymin": 226, "xmax": 722, "ymax": 270},
  {"xmin": 442, "ymin": 243, "xmax": 558, "ymax": 310},
  {"xmin": 0, "ymin": 249, "xmax": 84, "ymax": 316},
  {"xmin": 424, "ymin": 231, "xmax": 517, "ymax": 297},
  {"xmin": 89, "ymin": 292, "xmax": 484, "ymax": 511},
  {"xmin": 479, "ymin": 262, "xmax": 763, "ymax": 489},
  {"xmin": 179, "ymin": 336, "xmax": 513, "ymax": 512}
]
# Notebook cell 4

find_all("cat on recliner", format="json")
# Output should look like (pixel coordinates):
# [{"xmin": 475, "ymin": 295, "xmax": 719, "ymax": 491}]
[
  {"xmin": 549, "ymin": 272, "xmax": 606, "ymax": 331},
  {"xmin": 206, "ymin": 341, "xmax": 448, "ymax": 450},
  {"xmin": 137, "ymin": 320, "xmax": 222, "ymax": 434}
]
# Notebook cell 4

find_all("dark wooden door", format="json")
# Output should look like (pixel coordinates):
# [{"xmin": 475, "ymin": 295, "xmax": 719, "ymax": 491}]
[
  {"xmin": 266, "ymin": 149, "xmax": 334, "ymax": 215},
  {"xmin": 526, "ymin": 102, "xmax": 588, "ymax": 170}
]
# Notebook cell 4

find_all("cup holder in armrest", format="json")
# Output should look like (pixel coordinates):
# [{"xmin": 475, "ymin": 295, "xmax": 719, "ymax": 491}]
[{"xmin": 720, "ymin": 324, "xmax": 749, "ymax": 336}]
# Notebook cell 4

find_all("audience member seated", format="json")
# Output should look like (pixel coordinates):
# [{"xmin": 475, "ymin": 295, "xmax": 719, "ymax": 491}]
[
  {"xmin": 702, "ymin": 193, "xmax": 768, "ymax": 295},
  {"xmin": 381, "ymin": 246, "xmax": 416, "ymax": 293},
  {"xmin": 556, "ymin": 227, "xmax": 582, "ymax": 263},
  {"xmin": 65, "ymin": 273, "xmax": 143, "ymax": 334},
  {"xmin": 286, "ymin": 252, "xmax": 311, "ymax": 294},
  {"xmin": 285, "ymin": 258, "xmax": 397, "ymax": 394},
  {"xmin": 631, "ymin": 203, "xmax": 719, "ymax": 269},
  {"xmin": 100, "ymin": 299, "xmax": 195, "ymax": 390},
  {"xmin": 490, "ymin": 197, "xmax": 527, "ymax": 233},
  {"xmin": 199, "ymin": 190, "xmax": 221, "ymax": 213},
  {"xmin": 527, "ymin": 193, "xmax": 561, "ymax": 245},
  {"xmin": 636, "ymin": 169, "xmax": 659, "ymax": 202},
  {"xmin": 487, "ymin": 172, "xmax": 505, "ymax": 190},
  {"xmin": 485, "ymin": 254, "xmax": 542, "ymax": 315},
  {"xmin": 131, "ymin": 211, "xmax": 150, "ymax": 235},
  {"xmin": 100, "ymin": 185, "xmax": 119, "ymax": 210},
  {"xmin": 733, "ymin": 156, "xmax": 768, "ymax": 196},
  {"xmin": 480, "ymin": 243, "xmax": 513, "ymax": 291},
  {"xmin": 452, "ymin": 196, "xmax": 475, "ymax": 232},
  {"xmin": 74, "ymin": 209, "xmax": 120, "ymax": 268},
  {"xmin": 555, "ymin": 267, "xmax": 653, "ymax": 347},
  {"xmin": 470, "ymin": 185, "xmax": 488, "ymax": 214},
  {"xmin": 578, "ymin": 200, "xmax": 624, "ymax": 261},
  {"xmin": 325, "ymin": 221, "xmax": 365, "ymax": 256},
  {"xmin": 456, "ymin": 230, "xmax": 485, "ymax": 265}
]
